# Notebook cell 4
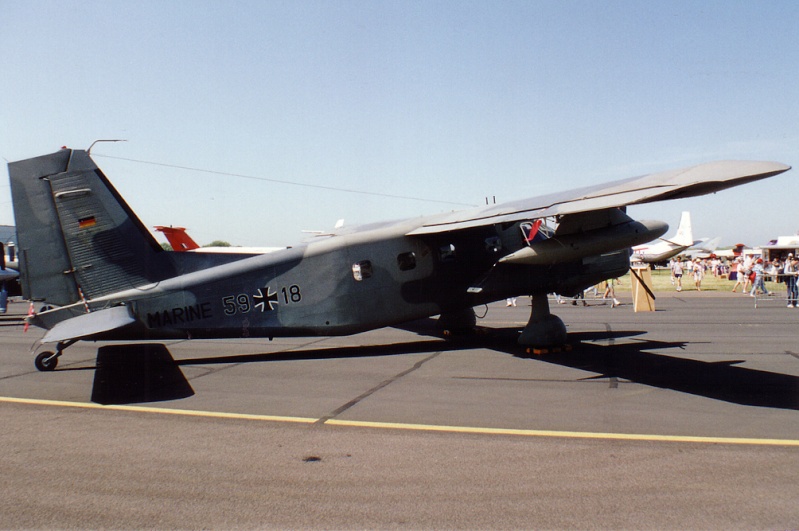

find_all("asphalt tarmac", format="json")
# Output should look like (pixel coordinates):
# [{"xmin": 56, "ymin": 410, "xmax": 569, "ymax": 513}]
[{"xmin": 1, "ymin": 290, "xmax": 798, "ymax": 529}]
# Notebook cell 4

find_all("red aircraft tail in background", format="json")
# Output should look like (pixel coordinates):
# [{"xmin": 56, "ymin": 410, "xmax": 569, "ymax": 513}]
[{"xmin": 153, "ymin": 226, "xmax": 200, "ymax": 251}]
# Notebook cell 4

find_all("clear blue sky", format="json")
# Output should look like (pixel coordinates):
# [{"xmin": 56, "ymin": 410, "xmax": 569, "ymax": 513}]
[{"xmin": 2, "ymin": 0, "xmax": 797, "ymax": 247}]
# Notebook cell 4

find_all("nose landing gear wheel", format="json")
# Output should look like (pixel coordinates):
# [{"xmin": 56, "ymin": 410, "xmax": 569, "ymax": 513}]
[{"xmin": 34, "ymin": 351, "xmax": 58, "ymax": 371}]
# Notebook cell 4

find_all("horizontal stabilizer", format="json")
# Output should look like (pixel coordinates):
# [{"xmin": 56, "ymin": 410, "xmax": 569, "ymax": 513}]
[
  {"xmin": 41, "ymin": 305, "xmax": 136, "ymax": 344},
  {"xmin": 695, "ymin": 236, "xmax": 721, "ymax": 252}
]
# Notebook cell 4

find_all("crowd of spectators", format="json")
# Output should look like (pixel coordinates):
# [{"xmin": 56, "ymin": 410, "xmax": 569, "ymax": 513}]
[{"xmin": 668, "ymin": 253, "xmax": 799, "ymax": 307}]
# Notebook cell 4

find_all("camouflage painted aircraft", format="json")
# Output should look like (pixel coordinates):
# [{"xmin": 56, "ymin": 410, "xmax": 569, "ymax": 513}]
[{"xmin": 7, "ymin": 147, "xmax": 790, "ymax": 371}]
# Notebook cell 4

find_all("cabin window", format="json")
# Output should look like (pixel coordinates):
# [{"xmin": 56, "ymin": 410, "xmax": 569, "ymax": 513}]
[
  {"xmin": 439, "ymin": 244, "xmax": 456, "ymax": 262},
  {"xmin": 397, "ymin": 252, "xmax": 417, "ymax": 271},
  {"xmin": 352, "ymin": 260, "xmax": 373, "ymax": 281}
]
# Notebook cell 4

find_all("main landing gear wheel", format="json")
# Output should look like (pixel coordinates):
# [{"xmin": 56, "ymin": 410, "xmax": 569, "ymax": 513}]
[
  {"xmin": 438, "ymin": 308, "xmax": 479, "ymax": 340},
  {"xmin": 518, "ymin": 293, "xmax": 568, "ymax": 349},
  {"xmin": 34, "ymin": 351, "xmax": 58, "ymax": 371}
]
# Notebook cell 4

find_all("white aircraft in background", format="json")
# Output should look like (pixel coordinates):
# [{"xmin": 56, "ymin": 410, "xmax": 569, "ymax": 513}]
[
  {"xmin": 631, "ymin": 211, "xmax": 697, "ymax": 264},
  {"xmin": 153, "ymin": 226, "xmax": 285, "ymax": 254},
  {"xmin": 154, "ymin": 219, "xmax": 346, "ymax": 254},
  {"xmin": 682, "ymin": 236, "xmax": 722, "ymax": 260}
]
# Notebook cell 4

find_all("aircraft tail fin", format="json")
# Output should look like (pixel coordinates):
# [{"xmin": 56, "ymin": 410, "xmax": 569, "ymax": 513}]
[
  {"xmin": 154, "ymin": 226, "xmax": 201, "ymax": 251},
  {"xmin": 668, "ymin": 211, "xmax": 694, "ymax": 247},
  {"xmin": 8, "ymin": 148, "xmax": 173, "ymax": 306},
  {"xmin": 694, "ymin": 236, "xmax": 721, "ymax": 252}
]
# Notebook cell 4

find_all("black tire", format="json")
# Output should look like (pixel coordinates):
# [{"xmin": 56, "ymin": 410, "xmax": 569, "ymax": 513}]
[{"xmin": 34, "ymin": 351, "xmax": 58, "ymax": 371}]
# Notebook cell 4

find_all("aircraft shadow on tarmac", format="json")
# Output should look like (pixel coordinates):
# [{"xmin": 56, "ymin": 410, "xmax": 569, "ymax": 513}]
[
  {"xmin": 86, "ymin": 340, "xmax": 460, "ymax": 405},
  {"xmin": 85, "ymin": 323, "xmax": 799, "ymax": 410},
  {"xmin": 549, "ymin": 332, "xmax": 799, "ymax": 410},
  {"xmin": 399, "ymin": 320, "xmax": 799, "ymax": 410},
  {"xmin": 91, "ymin": 344, "xmax": 194, "ymax": 405}
]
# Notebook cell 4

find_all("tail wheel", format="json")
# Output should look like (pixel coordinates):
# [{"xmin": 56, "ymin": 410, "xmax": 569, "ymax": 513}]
[{"xmin": 34, "ymin": 351, "xmax": 58, "ymax": 372}]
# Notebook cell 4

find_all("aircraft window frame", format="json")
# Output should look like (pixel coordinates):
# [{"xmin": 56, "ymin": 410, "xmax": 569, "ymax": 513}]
[
  {"xmin": 352, "ymin": 260, "xmax": 373, "ymax": 281},
  {"xmin": 397, "ymin": 252, "xmax": 417, "ymax": 271}
]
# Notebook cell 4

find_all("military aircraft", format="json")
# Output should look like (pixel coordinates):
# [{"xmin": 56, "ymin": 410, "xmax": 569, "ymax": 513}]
[
  {"xmin": 631, "ymin": 211, "xmax": 696, "ymax": 264},
  {"xmin": 7, "ymin": 147, "xmax": 790, "ymax": 371}
]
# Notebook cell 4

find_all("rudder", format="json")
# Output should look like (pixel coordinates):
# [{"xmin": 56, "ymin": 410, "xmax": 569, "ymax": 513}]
[
  {"xmin": 8, "ymin": 148, "xmax": 173, "ymax": 306},
  {"xmin": 672, "ymin": 211, "xmax": 694, "ymax": 247}
]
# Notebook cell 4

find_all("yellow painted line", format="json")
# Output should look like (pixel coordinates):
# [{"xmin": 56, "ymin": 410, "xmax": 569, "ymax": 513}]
[
  {"xmin": 0, "ymin": 396, "xmax": 316, "ymax": 424},
  {"xmin": 3, "ymin": 395, "xmax": 799, "ymax": 447},
  {"xmin": 325, "ymin": 419, "xmax": 799, "ymax": 447}
]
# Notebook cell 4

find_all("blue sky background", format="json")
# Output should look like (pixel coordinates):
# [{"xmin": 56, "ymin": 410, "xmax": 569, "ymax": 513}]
[{"xmin": 2, "ymin": 0, "xmax": 797, "ymax": 248}]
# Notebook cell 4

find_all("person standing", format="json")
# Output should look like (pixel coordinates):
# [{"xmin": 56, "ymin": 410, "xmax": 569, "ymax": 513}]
[
  {"xmin": 0, "ymin": 282, "xmax": 7, "ymax": 314},
  {"xmin": 731, "ymin": 257, "xmax": 745, "ymax": 292},
  {"xmin": 785, "ymin": 254, "xmax": 798, "ymax": 308},
  {"xmin": 603, "ymin": 278, "xmax": 621, "ymax": 308},
  {"xmin": 750, "ymin": 258, "xmax": 768, "ymax": 297},
  {"xmin": 693, "ymin": 260, "xmax": 704, "ymax": 291},
  {"xmin": 572, "ymin": 290, "xmax": 587, "ymax": 306},
  {"xmin": 671, "ymin": 259, "xmax": 684, "ymax": 292},
  {"xmin": 741, "ymin": 256, "xmax": 754, "ymax": 294},
  {"xmin": 730, "ymin": 256, "xmax": 744, "ymax": 293}
]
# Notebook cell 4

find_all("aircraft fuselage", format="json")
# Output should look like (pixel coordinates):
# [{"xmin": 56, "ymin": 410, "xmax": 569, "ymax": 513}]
[{"xmin": 40, "ymin": 216, "xmax": 629, "ymax": 341}]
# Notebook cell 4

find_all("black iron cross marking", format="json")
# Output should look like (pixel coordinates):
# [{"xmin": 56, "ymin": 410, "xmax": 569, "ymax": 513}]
[{"xmin": 254, "ymin": 287, "xmax": 279, "ymax": 312}]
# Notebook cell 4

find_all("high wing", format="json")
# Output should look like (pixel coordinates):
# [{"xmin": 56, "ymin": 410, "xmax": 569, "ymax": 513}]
[{"xmin": 407, "ymin": 161, "xmax": 788, "ymax": 236}]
